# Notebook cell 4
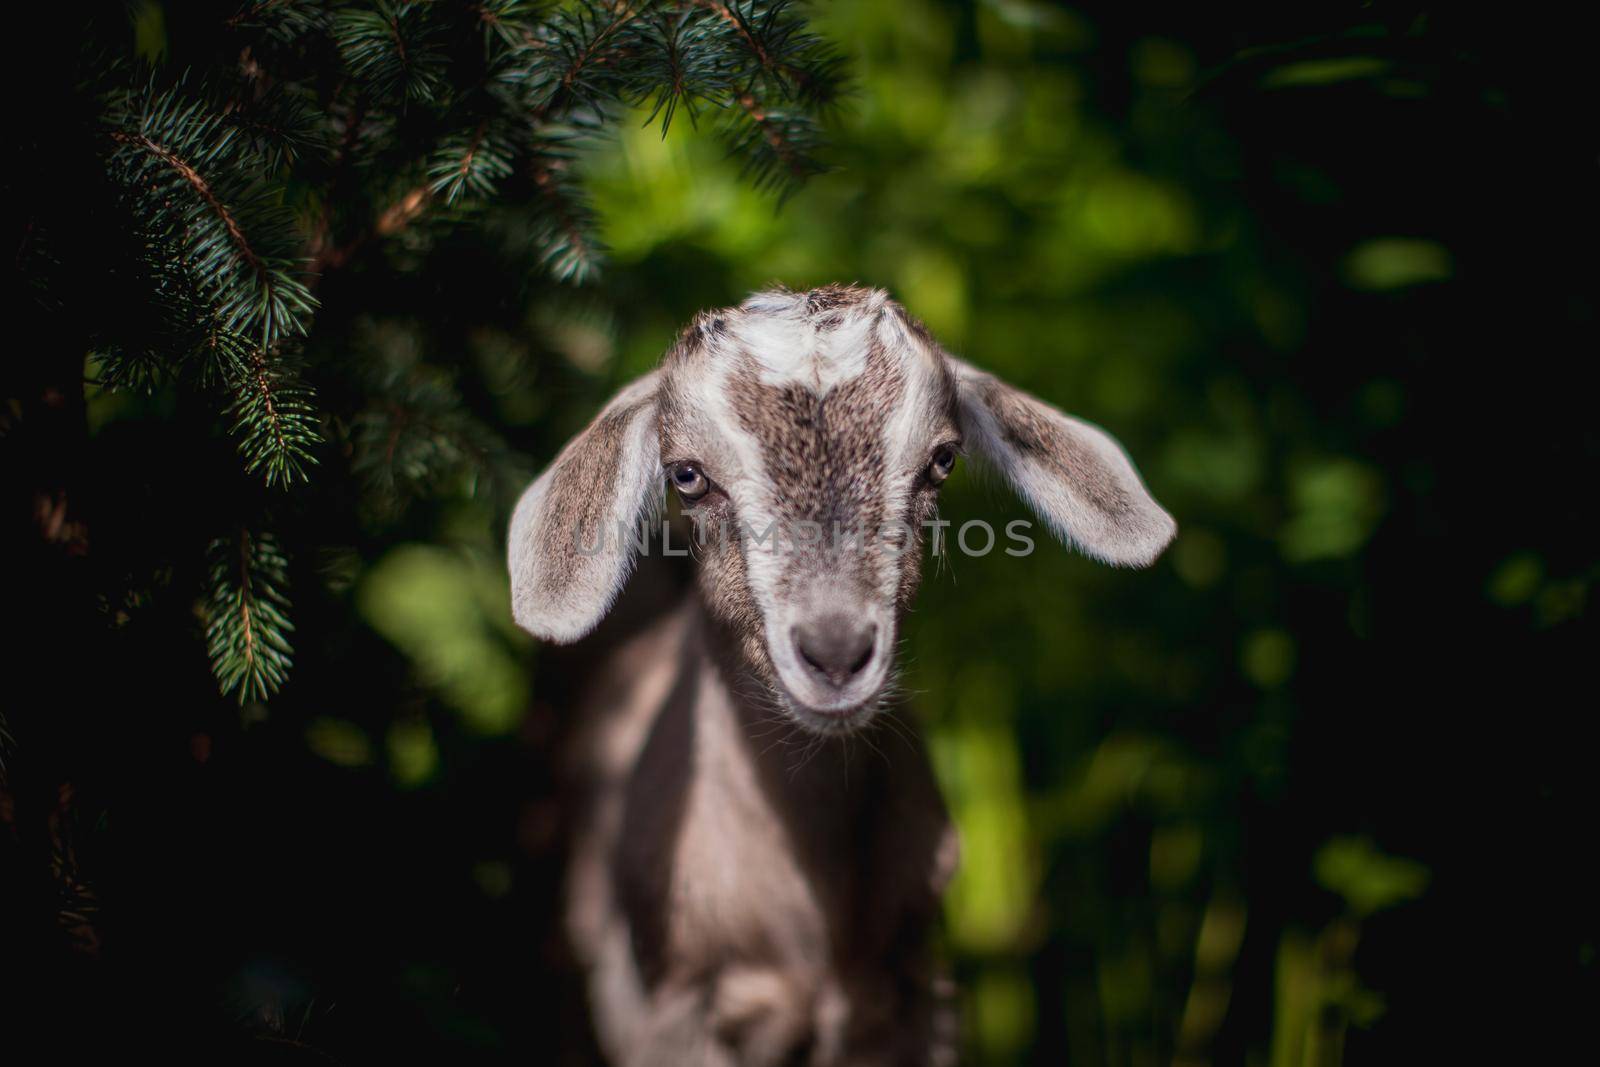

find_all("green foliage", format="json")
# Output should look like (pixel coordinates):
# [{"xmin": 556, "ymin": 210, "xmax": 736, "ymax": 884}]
[
  {"xmin": 357, "ymin": 543, "xmax": 531, "ymax": 736},
  {"xmin": 105, "ymin": 83, "xmax": 318, "ymax": 349},
  {"xmin": 222, "ymin": 342, "xmax": 322, "ymax": 488},
  {"xmin": 348, "ymin": 320, "xmax": 525, "ymax": 511},
  {"xmin": 1314, "ymin": 837, "xmax": 1430, "ymax": 918},
  {"xmin": 72, "ymin": 0, "xmax": 841, "ymax": 700},
  {"xmin": 203, "ymin": 529, "xmax": 295, "ymax": 703},
  {"xmin": 333, "ymin": 1, "xmax": 450, "ymax": 105}
]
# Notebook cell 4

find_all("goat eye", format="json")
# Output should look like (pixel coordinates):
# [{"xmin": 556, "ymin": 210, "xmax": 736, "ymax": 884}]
[
  {"xmin": 670, "ymin": 462, "xmax": 710, "ymax": 501},
  {"xmin": 929, "ymin": 446, "xmax": 958, "ymax": 484}
]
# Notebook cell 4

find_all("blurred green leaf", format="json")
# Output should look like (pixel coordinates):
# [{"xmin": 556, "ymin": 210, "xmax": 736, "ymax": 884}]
[
  {"xmin": 1263, "ymin": 57, "xmax": 1390, "ymax": 89},
  {"xmin": 1314, "ymin": 836, "xmax": 1430, "ymax": 917},
  {"xmin": 1343, "ymin": 238, "xmax": 1454, "ymax": 290},
  {"xmin": 933, "ymin": 711, "xmax": 1037, "ymax": 952},
  {"xmin": 1487, "ymin": 552, "xmax": 1544, "ymax": 606},
  {"xmin": 305, "ymin": 718, "xmax": 374, "ymax": 768},
  {"xmin": 1241, "ymin": 629, "xmax": 1296, "ymax": 689},
  {"xmin": 387, "ymin": 719, "xmax": 440, "ymax": 788},
  {"xmin": 1281, "ymin": 459, "xmax": 1385, "ymax": 562},
  {"xmin": 358, "ymin": 545, "xmax": 531, "ymax": 735},
  {"xmin": 969, "ymin": 966, "xmax": 1036, "ymax": 1062}
]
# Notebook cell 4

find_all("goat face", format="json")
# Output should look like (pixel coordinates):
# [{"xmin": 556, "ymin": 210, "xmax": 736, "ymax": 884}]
[{"xmin": 509, "ymin": 285, "xmax": 1176, "ymax": 733}]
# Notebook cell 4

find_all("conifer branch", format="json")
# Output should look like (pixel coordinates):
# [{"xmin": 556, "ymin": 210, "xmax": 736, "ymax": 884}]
[
  {"xmin": 71, "ymin": 0, "xmax": 846, "ymax": 702},
  {"xmin": 333, "ymin": 0, "xmax": 449, "ymax": 105},
  {"xmin": 723, "ymin": 91, "xmax": 827, "ymax": 196},
  {"xmin": 107, "ymin": 86, "xmax": 318, "ymax": 348},
  {"xmin": 113, "ymin": 129, "xmax": 269, "ymax": 276},
  {"xmin": 225, "ymin": 342, "xmax": 321, "ymax": 487},
  {"xmin": 693, "ymin": 0, "xmax": 843, "ymax": 104},
  {"xmin": 531, "ymin": 146, "xmax": 605, "ymax": 283},
  {"xmin": 205, "ymin": 530, "xmax": 296, "ymax": 703},
  {"xmin": 349, "ymin": 324, "xmax": 519, "ymax": 509},
  {"xmin": 426, "ymin": 120, "xmax": 516, "ymax": 205}
]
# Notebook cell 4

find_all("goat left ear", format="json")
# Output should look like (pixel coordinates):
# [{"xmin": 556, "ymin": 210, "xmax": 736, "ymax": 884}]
[
  {"xmin": 951, "ymin": 358, "xmax": 1176, "ymax": 567},
  {"xmin": 508, "ymin": 372, "xmax": 662, "ymax": 642}
]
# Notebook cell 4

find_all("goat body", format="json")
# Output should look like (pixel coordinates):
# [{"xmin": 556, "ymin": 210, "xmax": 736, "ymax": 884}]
[{"xmin": 566, "ymin": 598, "xmax": 958, "ymax": 1066}]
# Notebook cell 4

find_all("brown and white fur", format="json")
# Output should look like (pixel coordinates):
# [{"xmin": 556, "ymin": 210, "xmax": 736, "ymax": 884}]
[{"xmin": 508, "ymin": 286, "xmax": 1175, "ymax": 1065}]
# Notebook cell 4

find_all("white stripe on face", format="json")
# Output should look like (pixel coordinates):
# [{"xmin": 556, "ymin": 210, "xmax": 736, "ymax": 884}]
[{"xmin": 659, "ymin": 287, "xmax": 958, "ymax": 719}]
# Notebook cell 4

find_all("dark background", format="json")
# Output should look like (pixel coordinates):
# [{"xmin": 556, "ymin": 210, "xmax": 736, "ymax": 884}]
[{"xmin": 4, "ymin": 2, "xmax": 1595, "ymax": 1064}]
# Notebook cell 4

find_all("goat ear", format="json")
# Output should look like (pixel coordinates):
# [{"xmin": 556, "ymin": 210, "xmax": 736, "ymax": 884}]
[
  {"xmin": 508, "ymin": 372, "xmax": 662, "ymax": 642},
  {"xmin": 951, "ymin": 358, "xmax": 1176, "ymax": 567}
]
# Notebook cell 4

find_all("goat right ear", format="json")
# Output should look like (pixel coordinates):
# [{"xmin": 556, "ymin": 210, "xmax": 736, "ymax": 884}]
[
  {"xmin": 508, "ymin": 372, "xmax": 661, "ymax": 643},
  {"xmin": 950, "ymin": 357, "xmax": 1176, "ymax": 567}
]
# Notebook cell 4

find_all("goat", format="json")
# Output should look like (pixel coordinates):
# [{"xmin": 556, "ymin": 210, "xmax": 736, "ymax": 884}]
[{"xmin": 508, "ymin": 285, "xmax": 1175, "ymax": 1065}]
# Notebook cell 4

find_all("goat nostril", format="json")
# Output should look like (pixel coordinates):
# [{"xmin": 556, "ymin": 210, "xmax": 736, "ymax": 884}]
[
  {"xmin": 792, "ymin": 617, "xmax": 877, "ymax": 687},
  {"xmin": 798, "ymin": 643, "xmax": 828, "ymax": 675},
  {"xmin": 848, "ymin": 639, "xmax": 875, "ymax": 677}
]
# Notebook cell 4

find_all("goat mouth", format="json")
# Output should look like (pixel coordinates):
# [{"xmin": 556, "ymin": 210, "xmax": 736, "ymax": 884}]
[
  {"xmin": 775, "ymin": 688, "xmax": 882, "ymax": 735},
  {"xmin": 788, "ymin": 704, "xmax": 873, "ymax": 736}
]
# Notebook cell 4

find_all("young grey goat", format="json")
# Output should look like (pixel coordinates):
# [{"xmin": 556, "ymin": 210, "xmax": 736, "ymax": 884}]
[{"xmin": 508, "ymin": 285, "xmax": 1175, "ymax": 1065}]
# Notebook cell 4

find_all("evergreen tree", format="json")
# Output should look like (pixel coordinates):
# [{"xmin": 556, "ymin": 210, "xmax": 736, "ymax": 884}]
[{"xmin": 11, "ymin": 0, "xmax": 843, "ymax": 703}]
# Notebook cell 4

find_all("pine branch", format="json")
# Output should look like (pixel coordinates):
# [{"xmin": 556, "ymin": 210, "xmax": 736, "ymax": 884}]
[
  {"xmin": 107, "ymin": 84, "xmax": 318, "ymax": 349},
  {"xmin": 349, "ymin": 322, "xmax": 518, "ymax": 511},
  {"xmin": 426, "ymin": 120, "xmax": 517, "ymax": 205},
  {"xmin": 218, "ymin": 337, "xmax": 323, "ymax": 488},
  {"xmin": 693, "ymin": 0, "xmax": 845, "ymax": 105},
  {"xmin": 312, "ymin": 1, "xmax": 843, "ymax": 275},
  {"xmin": 507, "ymin": 0, "xmax": 645, "ymax": 117},
  {"xmin": 204, "ymin": 530, "xmax": 296, "ymax": 703},
  {"xmin": 722, "ymin": 91, "xmax": 827, "ymax": 198},
  {"xmin": 113, "ymin": 129, "xmax": 265, "ymax": 268},
  {"xmin": 224, "ymin": 84, "xmax": 333, "ymax": 175},
  {"xmin": 333, "ymin": 0, "xmax": 450, "ymax": 105},
  {"xmin": 226, "ymin": 0, "xmax": 330, "ymax": 43},
  {"xmin": 473, "ymin": 0, "xmax": 546, "ymax": 49},
  {"xmin": 634, "ymin": 5, "xmax": 737, "ymax": 133},
  {"xmin": 529, "ymin": 140, "xmax": 606, "ymax": 282}
]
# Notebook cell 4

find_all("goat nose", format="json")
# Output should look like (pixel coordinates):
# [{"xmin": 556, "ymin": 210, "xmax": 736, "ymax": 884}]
[{"xmin": 792, "ymin": 614, "xmax": 878, "ymax": 687}]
